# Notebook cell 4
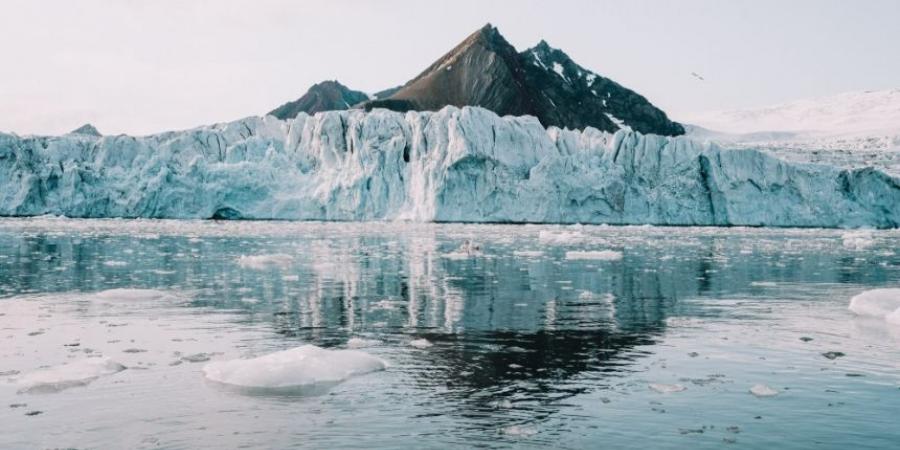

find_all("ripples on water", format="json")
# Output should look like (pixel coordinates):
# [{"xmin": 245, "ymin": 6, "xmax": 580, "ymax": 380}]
[{"xmin": 0, "ymin": 218, "xmax": 898, "ymax": 449}]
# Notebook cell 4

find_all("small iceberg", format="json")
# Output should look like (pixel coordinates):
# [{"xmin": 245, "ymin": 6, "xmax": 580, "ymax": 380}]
[
  {"xmin": 410, "ymin": 338, "xmax": 433, "ymax": 349},
  {"xmin": 236, "ymin": 254, "xmax": 294, "ymax": 269},
  {"xmin": 849, "ymin": 289, "xmax": 900, "ymax": 326},
  {"xmin": 346, "ymin": 337, "xmax": 381, "ymax": 349},
  {"xmin": 202, "ymin": 345, "xmax": 386, "ymax": 395},
  {"xmin": 649, "ymin": 383, "xmax": 686, "ymax": 393},
  {"xmin": 749, "ymin": 384, "xmax": 780, "ymax": 397},
  {"xmin": 538, "ymin": 230, "xmax": 585, "ymax": 244},
  {"xmin": 16, "ymin": 358, "xmax": 126, "ymax": 394},
  {"xmin": 841, "ymin": 230, "xmax": 875, "ymax": 250},
  {"xmin": 565, "ymin": 250, "xmax": 623, "ymax": 261}
]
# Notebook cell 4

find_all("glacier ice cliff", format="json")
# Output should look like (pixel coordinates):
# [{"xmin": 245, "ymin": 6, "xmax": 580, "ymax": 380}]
[{"xmin": 1, "ymin": 106, "xmax": 898, "ymax": 228}]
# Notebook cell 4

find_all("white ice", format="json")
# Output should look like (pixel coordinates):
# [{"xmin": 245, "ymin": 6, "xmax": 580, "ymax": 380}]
[
  {"xmin": 749, "ymin": 384, "xmax": 780, "ymax": 397},
  {"xmin": 236, "ymin": 254, "xmax": 294, "ymax": 269},
  {"xmin": 842, "ymin": 230, "xmax": 875, "ymax": 250},
  {"xmin": 15, "ymin": 358, "xmax": 126, "ymax": 394},
  {"xmin": 648, "ymin": 383, "xmax": 686, "ymax": 393},
  {"xmin": 849, "ymin": 289, "xmax": 900, "ymax": 326},
  {"xmin": 2, "ymin": 105, "xmax": 897, "ymax": 228},
  {"xmin": 202, "ymin": 345, "xmax": 386, "ymax": 391},
  {"xmin": 410, "ymin": 338, "xmax": 433, "ymax": 349},
  {"xmin": 565, "ymin": 250, "xmax": 623, "ymax": 261}
]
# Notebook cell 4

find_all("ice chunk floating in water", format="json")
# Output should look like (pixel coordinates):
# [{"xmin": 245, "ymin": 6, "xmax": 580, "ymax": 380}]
[
  {"xmin": 649, "ymin": 383, "xmax": 686, "ymax": 393},
  {"xmin": 1, "ymin": 106, "xmax": 898, "ymax": 227},
  {"xmin": 750, "ymin": 384, "xmax": 780, "ymax": 397},
  {"xmin": 410, "ymin": 338, "xmax": 433, "ymax": 349},
  {"xmin": 16, "ymin": 358, "xmax": 126, "ymax": 394},
  {"xmin": 202, "ymin": 345, "xmax": 386, "ymax": 394},
  {"xmin": 849, "ymin": 289, "xmax": 900, "ymax": 326},
  {"xmin": 565, "ymin": 250, "xmax": 623, "ymax": 261},
  {"xmin": 842, "ymin": 230, "xmax": 876, "ymax": 250},
  {"xmin": 236, "ymin": 254, "xmax": 294, "ymax": 269}
]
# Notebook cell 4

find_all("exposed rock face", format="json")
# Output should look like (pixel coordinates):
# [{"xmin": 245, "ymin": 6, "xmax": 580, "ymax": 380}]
[
  {"xmin": 1, "ymin": 106, "xmax": 896, "ymax": 227},
  {"xmin": 268, "ymin": 80, "xmax": 370, "ymax": 119},
  {"xmin": 363, "ymin": 24, "xmax": 684, "ymax": 136},
  {"xmin": 522, "ymin": 41, "xmax": 684, "ymax": 136},
  {"xmin": 364, "ymin": 25, "xmax": 534, "ymax": 119}
]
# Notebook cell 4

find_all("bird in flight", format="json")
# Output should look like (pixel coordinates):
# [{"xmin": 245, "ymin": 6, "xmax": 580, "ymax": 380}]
[{"xmin": 691, "ymin": 72, "xmax": 705, "ymax": 81}]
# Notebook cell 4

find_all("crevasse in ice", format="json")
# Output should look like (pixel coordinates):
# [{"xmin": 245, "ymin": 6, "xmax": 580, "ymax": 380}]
[{"xmin": 1, "ymin": 106, "xmax": 898, "ymax": 228}]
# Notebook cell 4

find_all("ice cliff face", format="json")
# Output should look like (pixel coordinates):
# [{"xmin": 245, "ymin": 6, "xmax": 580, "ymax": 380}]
[{"xmin": 1, "ymin": 106, "xmax": 898, "ymax": 228}]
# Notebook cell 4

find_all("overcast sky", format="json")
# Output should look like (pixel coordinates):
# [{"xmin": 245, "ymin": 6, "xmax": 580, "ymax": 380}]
[{"xmin": 1, "ymin": 0, "xmax": 898, "ymax": 135}]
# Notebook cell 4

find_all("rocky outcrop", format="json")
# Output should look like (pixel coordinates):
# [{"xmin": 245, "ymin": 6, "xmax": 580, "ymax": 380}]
[{"xmin": 268, "ymin": 80, "xmax": 370, "ymax": 119}]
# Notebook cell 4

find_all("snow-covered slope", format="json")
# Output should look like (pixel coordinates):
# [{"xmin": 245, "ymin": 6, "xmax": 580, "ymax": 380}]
[
  {"xmin": 1, "ymin": 106, "xmax": 898, "ymax": 227},
  {"xmin": 683, "ymin": 89, "xmax": 900, "ymax": 136},
  {"xmin": 682, "ymin": 89, "xmax": 900, "ymax": 176}
]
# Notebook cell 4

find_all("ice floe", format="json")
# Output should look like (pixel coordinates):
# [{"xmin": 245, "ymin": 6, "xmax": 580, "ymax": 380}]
[
  {"xmin": 15, "ymin": 358, "xmax": 126, "ymax": 394},
  {"xmin": 649, "ymin": 383, "xmax": 686, "ymax": 393},
  {"xmin": 410, "ymin": 338, "xmax": 433, "ymax": 349},
  {"xmin": 842, "ymin": 230, "xmax": 876, "ymax": 250},
  {"xmin": 565, "ymin": 250, "xmax": 623, "ymax": 261},
  {"xmin": 202, "ymin": 345, "xmax": 386, "ymax": 393},
  {"xmin": 538, "ymin": 230, "xmax": 586, "ymax": 244},
  {"xmin": 749, "ymin": 384, "xmax": 780, "ymax": 397},
  {"xmin": 236, "ymin": 254, "xmax": 294, "ymax": 269},
  {"xmin": 849, "ymin": 289, "xmax": 900, "ymax": 326}
]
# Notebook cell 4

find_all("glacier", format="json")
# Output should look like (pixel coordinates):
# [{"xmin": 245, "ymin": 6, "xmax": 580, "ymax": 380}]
[{"xmin": 0, "ymin": 106, "xmax": 898, "ymax": 228}]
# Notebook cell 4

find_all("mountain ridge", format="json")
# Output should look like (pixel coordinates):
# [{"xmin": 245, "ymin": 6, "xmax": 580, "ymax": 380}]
[{"xmin": 269, "ymin": 24, "xmax": 683, "ymax": 136}]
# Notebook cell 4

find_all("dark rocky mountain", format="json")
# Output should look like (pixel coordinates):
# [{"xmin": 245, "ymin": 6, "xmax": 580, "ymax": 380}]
[
  {"xmin": 519, "ymin": 40, "xmax": 684, "ymax": 136},
  {"xmin": 69, "ymin": 123, "xmax": 101, "ymax": 137},
  {"xmin": 268, "ymin": 80, "xmax": 370, "ymax": 120},
  {"xmin": 268, "ymin": 25, "xmax": 683, "ymax": 136},
  {"xmin": 363, "ymin": 24, "xmax": 683, "ymax": 136},
  {"xmin": 363, "ymin": 24, "xmax": 535, "ymax": 120}
]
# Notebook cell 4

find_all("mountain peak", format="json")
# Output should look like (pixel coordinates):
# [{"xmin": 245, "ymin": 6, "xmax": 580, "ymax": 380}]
[
  {"xmin": 362, "ymin": 23, "xmax": 531, "ymax": 116},
  {"xmin": 269, "ymin": 26, "xmax": 683, "ymax": 135},
  {"xmin": 312, "ymin": 80, "xmax": 348, "ymax": 90},
  {"xmin": 69, "ymin": 123, "xmax": 101, "ymax": 137},
  {"xmin": 533, "ymin": 39, "xmax": 552, "ymax": 51},
  {"xmin": 268, "ymin": 80, "xmax": 370, "ymax": 119}
]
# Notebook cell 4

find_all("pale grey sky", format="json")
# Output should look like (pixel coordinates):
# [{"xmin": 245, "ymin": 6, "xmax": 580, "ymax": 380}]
[{"xmin": 1, "ymin": 0, "xmax": 898, "ymax": 135}]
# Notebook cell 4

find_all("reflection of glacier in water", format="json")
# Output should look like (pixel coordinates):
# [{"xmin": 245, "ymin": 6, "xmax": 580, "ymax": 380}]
[{"xmin": 0, "ymin": 218, "xmax": 899, "ymax": 449}]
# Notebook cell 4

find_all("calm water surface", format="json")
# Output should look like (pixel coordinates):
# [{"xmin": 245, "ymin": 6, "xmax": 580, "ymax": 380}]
[{"xmin": 0, "ymin": 218, "xmax": 898, "ymax": 449}]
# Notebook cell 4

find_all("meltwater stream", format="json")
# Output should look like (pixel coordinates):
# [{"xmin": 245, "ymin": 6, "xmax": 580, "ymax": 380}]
[{"xmin": 0, "ymin": 218, "xmax": 898, "ymax": 449}]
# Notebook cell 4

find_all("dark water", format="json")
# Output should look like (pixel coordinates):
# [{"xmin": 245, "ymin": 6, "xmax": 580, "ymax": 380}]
[{"xmin": 0, "ymin": 218, "xmax": 898, "ymax": 449}]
